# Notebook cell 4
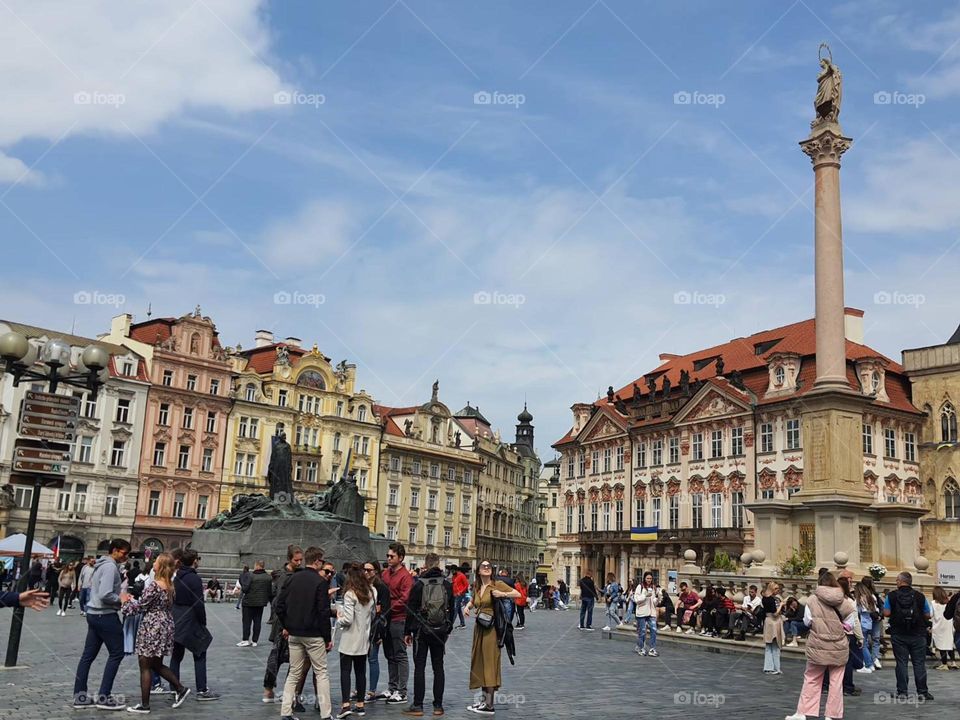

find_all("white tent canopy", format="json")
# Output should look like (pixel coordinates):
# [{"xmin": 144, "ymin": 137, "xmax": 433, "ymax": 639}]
[{"xmin": 0, "ymin": 534, "xmax": 54, "ymax": 558}]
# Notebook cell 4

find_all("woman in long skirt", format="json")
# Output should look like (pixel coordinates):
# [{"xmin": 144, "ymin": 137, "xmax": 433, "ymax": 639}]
[{"xmin": 465, "ymin": 561, "xmax": 519, "ymax": 715}]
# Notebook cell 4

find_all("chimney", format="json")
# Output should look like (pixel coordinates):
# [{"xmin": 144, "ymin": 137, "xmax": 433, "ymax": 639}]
[
  {"xmin": 571, "ymin": 402, "xmax": 593, "ymax": 435},
  {"xmin": 254, "ymin": 330, "xmax": 274, "ymax": 348},
  {"xmin": 111, "ymin": 313, "xmax": 132, "ymax": 338},
  {"xmin": 659, "ymin": 353, "xmax": 679, "ymax": 361},
  {"xmin": 284, "ymin": 337, "xmax": 302, "ymax": 348},
  {"xmin": 844, "ymin": 307, "xmax": 864, "ymax": 345}
]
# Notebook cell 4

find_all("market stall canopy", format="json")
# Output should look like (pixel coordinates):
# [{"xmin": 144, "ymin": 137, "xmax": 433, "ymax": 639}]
[{"xmin": 0, "ymin": 534, "xmax": 54, "ymax": 557}]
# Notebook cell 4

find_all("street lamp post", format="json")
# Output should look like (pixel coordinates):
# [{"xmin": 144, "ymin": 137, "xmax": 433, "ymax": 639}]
[{"xmin": 0, "ymin": 332, "xmax": 110, "ymax": 667}]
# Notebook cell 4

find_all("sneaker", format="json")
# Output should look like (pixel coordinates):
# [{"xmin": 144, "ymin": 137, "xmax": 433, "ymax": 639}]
[
  {"xmin": 262, "ymin": 696, "xmax": 277, "ymax": 704},
  {"xmin": 578, "ymin": 626, "xmax": 584, "ymax": 630},
  {"xmin": 172, "ymin": 688, "xmax": 191, "ymax": 709},
  {"xmin": 585, "ymin": 627, "xmax": 594, "ymax": 632},
  {"xmin": 364, "ymin": 692, "xmax": 378, "ymax": 702},
  {"xmin": 785, "ymin": 714, "xmax": 806, "ymax": 720},
  {"xmin": 377, "ymin": 690, "xmax": 393, "ymax": 700},
  {"xmin": 236, "ymin": 640, "xmax": 251, "ymax": 647},
  {"xmin": 280, "ymin": 716, "xmax": 300, "ymax": 720},
  {"xmin": 293, "ymin": 700, "xmax": 306, "ymax": 713},
  {"xmin": 126, "ymin": 706, "xmax": 150, "ymax": 715},
  {"xmin": 95, "ymin": 696, "xmax": 126, "ymax": 711},
  {"xmin": 602, "ymin": 625, "xmax": 611, "ymax": 631},
  {"xmin": 432, "ymin": 709, "xmax": 444, "ymax": 716},
  {"xmin": 874, "ymin": 659, "xmax": 882, "ymax": 669},
  {"xmin": 386, "ymin": 692, "xmax": 408, "ymax": 705},
  {"xmin": 149, "ymin": 687, "xmax": 166, "ymax": 697},
  {"xmin": 467, "ymin": 706, "xmax": 495, "ymax": 715},
  {"xmin": 699, "ymin": 629, "xmax": 707, "ymax": 636},
  {"xmin": 684, "ymin": 628, "xmax": 695, "ymax": 634},
  {"xmin": 336, "ymin": 708, "xmax": 354, "ymax": 719},
  {"xmin": 251, "ymin": 641, "xmax": 258, "ymax": 647},
  {"xmin": 401, "ymin": 707, "xmax": 424, "ymax": 717},
  {"xmin": 842, "ymin": 688, "xmax": 861, "ymax": 697},
  {"xmin": 856, "ymin": 667, "xmax": 874, "ymax": 674},
  {"xmin": 72, "ymin": 695, "xmax": 95, "ymax": 709},
  {"xmin": 921, "ymin": 692, "xmax": 934, "ymax": 701},
  {"xmin": 648, "ymin": 649, "xmax": 659, "ymax": 657},
  {"xmin": 355, "ymin": 707, "xmax": 367, "ymax": 717},
  {"xmin": 785, "ymin": 640, "xmax": 799, "ymax": 648},
  {"xmin": 195, "ymin": 690, "xmax": 220, "ymax": 701},
  {"xmin": 675, "ymin": 626, "xmax": 683, "ymax": 633},
  {"xmin": 635, "ymin": 647, "xmax": 646, "ymax": 656}
]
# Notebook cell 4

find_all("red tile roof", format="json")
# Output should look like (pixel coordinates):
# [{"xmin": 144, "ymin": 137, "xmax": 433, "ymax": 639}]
[
  {"xmin": 373, "ymin": 404, "xmax": 423, "ymax": 438},
  {"xmin": 241, "ymin": 344, "xmax": 307, "ymax": 374},
  {"xmin": 553, "ymin": 310, "xmax": 919, "ymax": 447},
  {"xmin": 129, "ymin": 318, "xmax": 174, "ymax": 345}
]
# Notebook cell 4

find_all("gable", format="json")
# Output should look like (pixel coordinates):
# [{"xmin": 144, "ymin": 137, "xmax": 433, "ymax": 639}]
[
  {"xmin": 672, "ymin": 384, "xmax": 752, "ymax": 425},
  {"xmin": 578, "ymin": 407, "xmax": 627, "ymax": 443}
]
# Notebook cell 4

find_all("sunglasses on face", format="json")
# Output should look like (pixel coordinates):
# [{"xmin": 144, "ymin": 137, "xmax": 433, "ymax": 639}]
[
  {"xmin": 364, "ymin": 567, "xmax": 375, "ymax": 572},
  {"xmin": 480, "ymin": 564, "xmax": 492, "ymax": 569},
  {"xmin": 321, "ymin": 569, "xmax": 334, "ymax": 575}
]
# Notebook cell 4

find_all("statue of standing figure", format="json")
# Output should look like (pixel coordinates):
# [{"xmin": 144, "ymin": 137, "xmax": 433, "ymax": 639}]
[
  {"xmin": 812, "ymin": 44, "xmax": 842, "ymax": 129},
  {"xmin": 267, "ymin": 429, "xmax": 294, "ymax": 504}
]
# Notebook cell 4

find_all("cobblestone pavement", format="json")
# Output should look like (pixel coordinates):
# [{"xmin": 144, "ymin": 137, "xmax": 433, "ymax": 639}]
[{"xmin": 0, "ymin": 603, "xmax": 952, "ymax": 719}]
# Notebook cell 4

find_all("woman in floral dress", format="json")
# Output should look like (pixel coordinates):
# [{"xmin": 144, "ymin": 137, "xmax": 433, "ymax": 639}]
[{"xmin": 121, "ymin": 553, "xmax": 190, "ymax": 714}]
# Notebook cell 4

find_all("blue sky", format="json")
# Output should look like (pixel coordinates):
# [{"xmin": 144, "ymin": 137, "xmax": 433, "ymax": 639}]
[{"xmin": 2, "ymin": 0, "xmax": 959, "ymax": 457}]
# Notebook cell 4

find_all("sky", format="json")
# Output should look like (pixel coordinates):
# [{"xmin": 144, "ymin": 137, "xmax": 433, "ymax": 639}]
[{"xmin": 1, "ymin": 0, "xmax": 959, "ymax": 459}]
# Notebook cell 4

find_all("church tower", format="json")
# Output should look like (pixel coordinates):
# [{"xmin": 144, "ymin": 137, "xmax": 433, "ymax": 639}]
[{"xmin": 515, "ymin": 403, "xmax": 534, "ymax": 450}]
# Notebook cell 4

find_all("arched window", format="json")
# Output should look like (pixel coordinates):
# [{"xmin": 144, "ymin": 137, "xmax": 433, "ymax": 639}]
[
  {"xmin": 942, "ymin": 403, "xmax": 958, "ymax": 442},
  {"xmin": 871, "ymin": 371, "xmax": 881, "ymax": 393},
  {"xmin": 245, "ymin": 383, "xmax": 257, "ymax": 402},
  {"xmin": 357, "ymin": 405, "xmax": 367, "ymax": 422},
  {"xmin": 774, "ymin": 366, "xmax": 785, "ymax": 386},
  {"xmin": 945, "ymin": 478, "xmax": 960, "ymax": 520}
]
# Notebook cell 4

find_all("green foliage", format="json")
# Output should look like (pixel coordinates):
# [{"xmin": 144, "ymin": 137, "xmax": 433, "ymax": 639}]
[
  {"xmin": 708, "ymin": 551, "xmax": 738, "ymax": 573},
  {"xmin": 778, "ymin": 548, "xmax": 816, "ymax": 577}
]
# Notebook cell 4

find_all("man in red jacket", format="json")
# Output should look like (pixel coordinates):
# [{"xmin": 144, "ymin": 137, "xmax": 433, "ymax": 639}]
[
  {"xmin": 451, "ymin": 565, "xmax": 470, "ymax": 629},
  {"xmin": 380, "ymin": 542, "xmax": 414, "ymax": 705}
]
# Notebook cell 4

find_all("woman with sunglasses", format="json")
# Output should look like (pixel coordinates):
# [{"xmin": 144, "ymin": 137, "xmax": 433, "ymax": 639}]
[{"xmin": 464, "ymin": 562, "xmax": 520, "ymax": 715}]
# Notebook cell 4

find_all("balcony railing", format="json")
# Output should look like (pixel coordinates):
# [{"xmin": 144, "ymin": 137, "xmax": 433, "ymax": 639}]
[{"xmin": 577, "ymin": 527, "xmax": 746, "ymax": 544}]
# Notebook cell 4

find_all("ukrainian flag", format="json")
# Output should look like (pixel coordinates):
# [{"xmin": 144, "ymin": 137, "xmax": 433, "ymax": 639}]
[{"xmin": 630, "ymin": 526, "xmax": 658, "ymax": 541}]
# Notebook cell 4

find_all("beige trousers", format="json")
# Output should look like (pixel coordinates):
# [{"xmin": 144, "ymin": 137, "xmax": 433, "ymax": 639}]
[{"xmin": 281, "ymin": 635, "xmax": 331, "ymax": 718}]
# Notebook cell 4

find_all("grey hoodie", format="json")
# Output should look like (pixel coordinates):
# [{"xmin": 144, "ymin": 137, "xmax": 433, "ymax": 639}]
[{"xmin": 86, "ymin": 555, "xmax": 122, "ymax": 615}]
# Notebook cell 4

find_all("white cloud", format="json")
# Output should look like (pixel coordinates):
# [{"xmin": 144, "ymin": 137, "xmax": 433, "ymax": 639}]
[
  {"xmin": 0, "ymin": 151, "xmax": 44, "ymax": 186},
  {"xmin": 0, "ymin": 0, "xmax": 285, "ymax": 179},
  {"xmin": 259, "ymin": 199, "xmax": 360, "ymax": 271}
]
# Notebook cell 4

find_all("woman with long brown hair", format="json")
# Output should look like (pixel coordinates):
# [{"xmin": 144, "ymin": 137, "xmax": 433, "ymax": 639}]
[
  {"xmin": 121, "ymin": 552, "xmax": 190, "ymax": 713},
  {"xmin": 762, "ymin": 581, "xmax": 784, "ymax": 674},
  {"xmin": 931, "ymin": 586, "xmax": 957, "ymax": 669},
  {"xmin": 465, "ymin": 561, "xmax": 520, "ymax": 715},
  {"xmin": 336, "ymin": 563, "xmax": 375, "ymax": 717},
  {"xmin": 57, "ymin": 562, "xmax": 76, "ymax": 616}
]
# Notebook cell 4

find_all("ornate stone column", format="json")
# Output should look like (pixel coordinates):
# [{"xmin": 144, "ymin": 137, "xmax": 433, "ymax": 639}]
[{"xmin": 800, "ymin": 126, "xmax": 852, "ymax": 392}]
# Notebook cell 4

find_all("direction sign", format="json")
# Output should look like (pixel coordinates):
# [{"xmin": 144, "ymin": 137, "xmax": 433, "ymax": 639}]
[
  {"xmin": 14, "ymin": 444, "xmax": 72, "ymax": 476},
  {"xmin": 18, "ymin": 391, "xmax": 80, "ymax": 442}
]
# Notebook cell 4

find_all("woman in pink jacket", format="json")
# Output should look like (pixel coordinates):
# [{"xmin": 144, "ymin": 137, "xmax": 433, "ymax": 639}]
[{"xmin": 785, "ymin": 573, "xmax": 858, "ymax": 720}]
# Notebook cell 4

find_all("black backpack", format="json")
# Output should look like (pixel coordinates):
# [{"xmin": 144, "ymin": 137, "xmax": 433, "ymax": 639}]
[
  {"xmin": 889, "ymin": 588, "xmax": 924, "ymax": 634},
  {"xmin": 421, "ymin": 577, "xmax": 449, "ymax": 631}
]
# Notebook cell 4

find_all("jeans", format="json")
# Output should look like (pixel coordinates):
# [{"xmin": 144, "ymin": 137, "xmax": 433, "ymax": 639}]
[
  {"xmin": 368, "ymin": 641, "xmax": 381, "ymax": 693},
  {"xmin": 624, "ymin": 599, "xmax": 636, "ymax": 623},
  {"xmin": 283, "ymin": 635, "xmax": 331, "ymax": 718},
  {"xmin": 785, "ymin": 619, "xmax": 807, "ymax": 639},
  {"xmin": 387, "ymin": 620, "xmax": 409, "ymax": 694},
  {"xmin": 73, "ymin": 613, "xmax": 125, "ymax": 700},
  {"xmin": 579, "ymin": 597, "xmax": 595, "ymax": 628},
  {"xmin": 412, "ymin": 633, "xmax": 446, "ymax": 709},
  {"xmin": 892, "ymin": 634, "xmax": 928, "ymax": 695},
  {"xmin": 605, "ymin": 601, "xmax": 619, "ymax": 627},
  {"xmin": 764, "ymin": 642, "xmax": 781, "ymax": 672},
  {"xmin": 263, "ymin": 635, "xmax": 287, "ymax": 690},
  {"xmin": 865, "ymin": 620, "xmax": 882, "ymax": 664},
  {"xmin": 454, "ymin": 595, "xmax": 466, "ymax": 627},
  {"xmin": 636, "ymin": 616, "xmax": 657, "ymax": 650},
  {"xmin": 242, "ymin": 605, "xmax": 264, "ymax": 642},
  {"xmin": 79, "ymin": 587, "xmax": 91, "ymax": 613},
  {"xmin": 170, "ymin": 642, "xmax": 208, "ymax": 692}
]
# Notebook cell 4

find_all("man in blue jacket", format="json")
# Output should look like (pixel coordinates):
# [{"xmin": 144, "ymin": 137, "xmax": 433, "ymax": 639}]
[
  {"xmin": 0, "ymin": 588, "xmax": 48, "ymax": 609},
  {"xmin": 72, "ymin": 539, "xmax": 131, "ymax": 710},
  {"xmin": 170, "ymin": 549, "xmax": 220, "ymax": 701}
]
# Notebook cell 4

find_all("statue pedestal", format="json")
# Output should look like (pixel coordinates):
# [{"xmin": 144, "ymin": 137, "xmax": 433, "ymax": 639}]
[{"xmin": 190, "ymin": 516, "xmax": 389, "ymax": 575}]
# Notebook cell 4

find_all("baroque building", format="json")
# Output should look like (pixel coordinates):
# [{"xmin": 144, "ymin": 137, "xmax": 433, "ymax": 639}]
[
  {"xmin": 374, "ymin": 384, "xmax": 483, "ymax": 569},
  {"xmin": 903, "ymin": 325, "xmax": 960, "ymax": 572},
  {"xmin": 221, "ymin": 330, "xmax": 380, "ymax": 529},
  {"xmin": 0, "ymin": 321, "xmax": 148, "ymax": 559},
  {"xmin": 537, "ymin": 457, "xmax": 562, "ymax": 585},
  {"xmin": 102, "ymin": 310, "xmax": 232, "ymax": 553},
  {"xmin": 554, "ymin": 309, "xmax": 923, "ymax": 592},
  {"xmin": 466, "ymin": 403, "xmax": 542, "ymax": 578}
]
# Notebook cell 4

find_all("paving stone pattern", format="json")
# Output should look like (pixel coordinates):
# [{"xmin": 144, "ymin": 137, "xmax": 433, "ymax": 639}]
[{"xmin": 0, "ymin": 604, "xmax": 953, "ymax": 719}]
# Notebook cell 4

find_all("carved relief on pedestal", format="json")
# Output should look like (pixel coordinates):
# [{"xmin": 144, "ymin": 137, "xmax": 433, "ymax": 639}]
[{"xmin": 863, "ymin": 470, "xmax": 879, "ymax": 494}]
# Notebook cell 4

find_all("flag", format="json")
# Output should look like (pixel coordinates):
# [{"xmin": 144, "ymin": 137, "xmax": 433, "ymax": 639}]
[
  {"xmin": 630, "ymin": 526, "xmax": 658, "ymax": 541},
  {"xmin": 340, "ymin": 448, "xmax": 353, "ymax": 481},
  {"xmin": 51, "ymin": 534, "xmax": 60, "ymax": 560}
]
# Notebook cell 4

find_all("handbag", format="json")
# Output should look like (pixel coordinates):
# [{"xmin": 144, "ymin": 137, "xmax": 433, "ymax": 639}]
[
  {"xmin": 833, "ymin": 607, "xmax": 863, "ymax": 669},
  {"xmin": 476, "ymin": 611, "xmax": 494, "ymax": 628}
]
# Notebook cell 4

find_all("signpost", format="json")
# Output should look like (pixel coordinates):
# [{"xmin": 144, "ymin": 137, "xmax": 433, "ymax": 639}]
[{"xmin": 4, "ymin": 391, "xmax": 78, "ymax": 667}]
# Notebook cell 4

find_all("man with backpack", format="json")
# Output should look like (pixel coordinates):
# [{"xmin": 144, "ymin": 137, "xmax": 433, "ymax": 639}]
[
  {"xmin": 401, "ymin": 553, "xmax": 455, "ymax": 717},
  {"xmin": 883, "ymin": 571, "xmax": 933, "ymax": 701}
]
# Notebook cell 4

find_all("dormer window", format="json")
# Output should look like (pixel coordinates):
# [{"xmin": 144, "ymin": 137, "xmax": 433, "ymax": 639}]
[
  {"xmin": 245, "ymin": 384, "xmax": 257, "ymax": 402},
  {"xmin": 774, "ymin": 366, "xmax": 785, "ymax": 386},
  {"xmin": 871, "ymin": 371, "xmax": 881, "ymax": 393}
]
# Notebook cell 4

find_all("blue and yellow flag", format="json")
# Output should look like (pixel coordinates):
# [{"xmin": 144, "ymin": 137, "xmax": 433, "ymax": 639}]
[{"xmin": 630, "ymin": 526, "xmax": 658, "ymax": 541}]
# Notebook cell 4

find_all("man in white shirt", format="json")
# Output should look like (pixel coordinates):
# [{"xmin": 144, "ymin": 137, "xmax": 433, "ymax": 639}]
[
  {"xmin": 726, "ymin": 584, "xmax": 760, "ymax": 640},
  {"xmin": 633, "ymin": 572, "xmax": 660, "ymax": 657}
]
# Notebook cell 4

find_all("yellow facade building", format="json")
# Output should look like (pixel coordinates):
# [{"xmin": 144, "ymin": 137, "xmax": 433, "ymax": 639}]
[{"xmin": 220, "ymin": 331, "xmax": 381, "ymax": 530}]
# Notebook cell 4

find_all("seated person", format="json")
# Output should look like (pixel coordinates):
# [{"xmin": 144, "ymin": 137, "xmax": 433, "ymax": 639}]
[
  {"xmin": 206, "ymin": 577, "xmax": 223, "ymax": 602},
  {"xmin": 658, "ymin": 588, "xmax": 675, "ymax": 628},
  {"xmin": 698, "ymin": 586, "xmax": 722, "ymax": 636},
  {"xmin": 782, "ymin": 596, "xmax": 807, "ymax": 645},
  {"xmin": 678, "ymin": 582, "xmax": 702, "ymax": 633}
]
